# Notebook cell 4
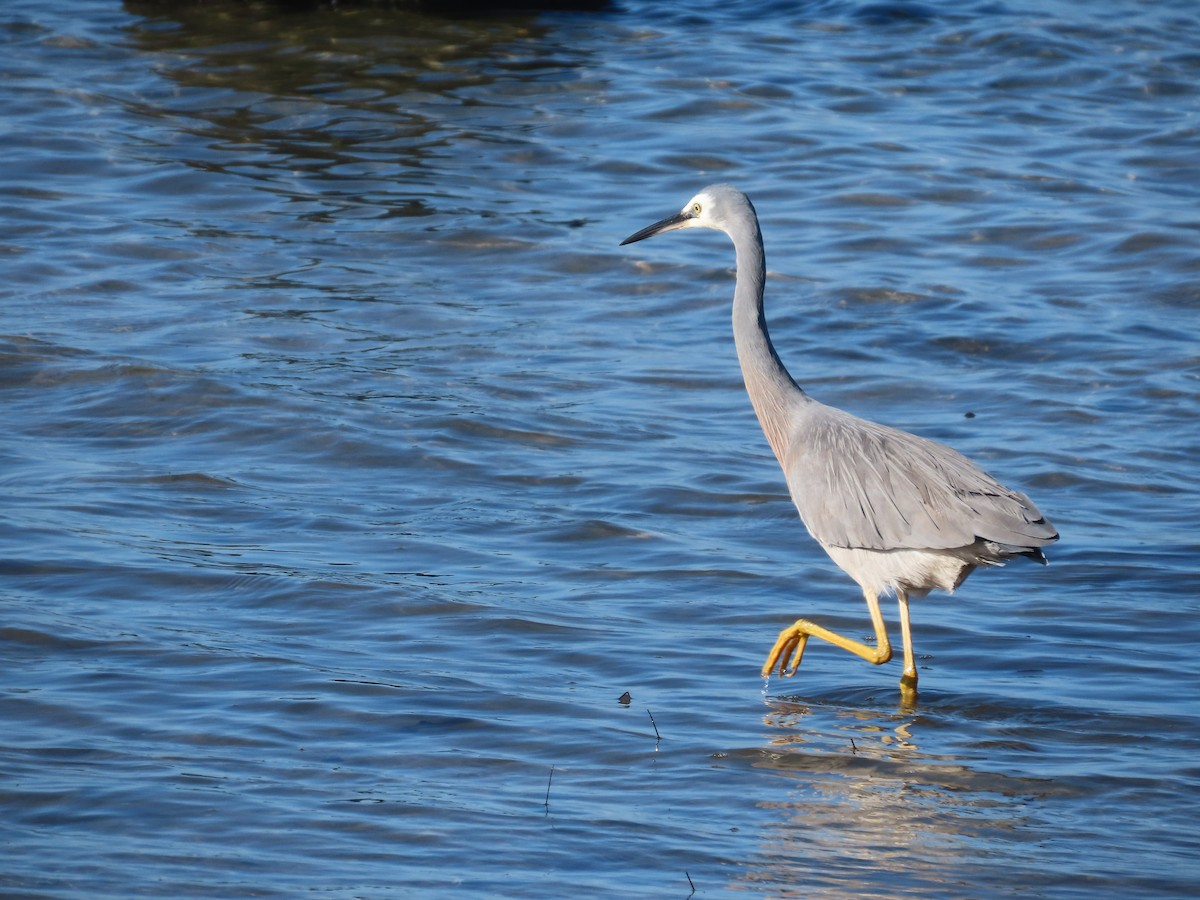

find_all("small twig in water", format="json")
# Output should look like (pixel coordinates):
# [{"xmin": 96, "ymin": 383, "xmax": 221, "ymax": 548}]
[
  {"xmin": 850, "ymin": 738, "xmax": 858, "ymax": 754},
  {"xmin": 544, "ymin": 765, "xmax": 555, "ymax": 813},
  {"xmin": 686, "ymin": 871, "xmax": 696, "ymax": 897},
  {"xmin": 646, "ymin": 708, "xmax": 661, "ymax": 742}
]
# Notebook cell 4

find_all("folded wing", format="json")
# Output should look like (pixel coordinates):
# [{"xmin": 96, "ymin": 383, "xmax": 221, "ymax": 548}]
[{"xmin": 785, "ymin": 403, "xmax": 1058, "ymax": 554}]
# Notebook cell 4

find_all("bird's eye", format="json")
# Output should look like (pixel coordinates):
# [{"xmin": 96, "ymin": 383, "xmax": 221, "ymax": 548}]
[{"xmin": 692, "ymin": 203, "xmax": 702, "ymax": 215}]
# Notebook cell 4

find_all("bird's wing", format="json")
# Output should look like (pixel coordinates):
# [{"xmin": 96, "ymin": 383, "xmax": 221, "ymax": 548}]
[{"xmin": 785, "ymin": 403, "xmax": 1055, "ymax": 552}]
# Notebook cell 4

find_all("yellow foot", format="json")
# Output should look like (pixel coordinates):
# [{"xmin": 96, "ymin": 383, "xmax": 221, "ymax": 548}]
[
  {"xmin": 761, "ymin": 625, "xmax": 810, "ymax": 678},
  {"xmin": 761, "ymin": 612, "xmax": 893, "ymax": 679}
]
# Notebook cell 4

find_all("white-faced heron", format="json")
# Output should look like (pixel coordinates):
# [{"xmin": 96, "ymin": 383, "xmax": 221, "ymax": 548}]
[{"xmin": 621, "ymin": 184, "xmax": 1058, "ymax": 697}]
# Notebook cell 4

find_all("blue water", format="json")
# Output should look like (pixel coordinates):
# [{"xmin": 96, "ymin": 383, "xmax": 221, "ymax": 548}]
[{"xmin": 2, "ymin": 0, "xmax": 1198, "ymax": 896}]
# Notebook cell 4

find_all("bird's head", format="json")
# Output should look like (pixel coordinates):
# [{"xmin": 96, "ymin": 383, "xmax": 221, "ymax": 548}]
[{"xmin": 620, "ymin": 184, "xmax": 752, "ymax": 246}]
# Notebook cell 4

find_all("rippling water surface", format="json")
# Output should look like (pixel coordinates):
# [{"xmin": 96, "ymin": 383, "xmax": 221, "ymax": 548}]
[{"xmin": 3, "ymin": 0, "xmax": 1198, "ymax": 896}]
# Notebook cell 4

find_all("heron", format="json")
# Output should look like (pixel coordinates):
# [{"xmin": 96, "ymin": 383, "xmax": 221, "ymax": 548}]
[{"xmin": 620, "ymin": 184, "xmax": 1058, "ymax": 697}]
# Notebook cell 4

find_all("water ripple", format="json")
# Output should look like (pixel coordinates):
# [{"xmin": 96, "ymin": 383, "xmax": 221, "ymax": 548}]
[{"xmin": 2, "ymin": 0, "xmax": 1199, "ymax": 897}]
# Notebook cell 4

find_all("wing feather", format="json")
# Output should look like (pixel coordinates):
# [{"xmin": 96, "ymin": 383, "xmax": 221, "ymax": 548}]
[{"xmin": 784, "ymin": 403, "xmax": 1056, "ymax": 553}]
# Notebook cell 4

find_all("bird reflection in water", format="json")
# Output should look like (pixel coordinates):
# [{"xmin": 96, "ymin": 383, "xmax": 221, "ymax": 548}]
[{"xmin": 734, "ymin": 698, "xmax": 1054, "ymax": 897}]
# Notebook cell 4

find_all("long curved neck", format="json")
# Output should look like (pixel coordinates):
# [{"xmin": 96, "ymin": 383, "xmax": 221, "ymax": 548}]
[{"xmin": 729, "ymin": 217, "xmax": 805, "ymax": 465}]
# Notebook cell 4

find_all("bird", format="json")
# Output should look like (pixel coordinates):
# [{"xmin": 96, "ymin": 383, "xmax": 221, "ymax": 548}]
[{"xmin": 620, "ymin": 184, "xmax": 1058, "ymax": 698}]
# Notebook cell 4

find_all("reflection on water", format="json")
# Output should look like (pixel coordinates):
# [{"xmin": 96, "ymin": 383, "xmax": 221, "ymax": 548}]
[
  {"xmin": 746, "ymin": 701, "xmax": 1054, "ymax": 897},
  {"xmin": 739, "ymin": 689, "xmax": 1200, "ymax": 897}
]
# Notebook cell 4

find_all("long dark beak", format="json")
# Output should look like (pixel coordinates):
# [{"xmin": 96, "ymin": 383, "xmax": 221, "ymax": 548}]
[{"xmin": 620, "ymin": 210, "xmax": 692, "ymax": 246}]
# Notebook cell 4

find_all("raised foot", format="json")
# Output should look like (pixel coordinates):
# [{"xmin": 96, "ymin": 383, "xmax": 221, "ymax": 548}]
[
  {"xmin": 761, "ymin": 624, "xmax": 811, "ymax": 678},
  {"xmin": 761, "ymin": 613, "xmax": 897, "ymax": 681}
]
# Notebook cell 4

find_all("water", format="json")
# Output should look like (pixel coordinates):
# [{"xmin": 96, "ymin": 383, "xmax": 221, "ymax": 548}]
[{"xmin": 2, "ymin": 0, "xmax": 1198, "ymax": 896}]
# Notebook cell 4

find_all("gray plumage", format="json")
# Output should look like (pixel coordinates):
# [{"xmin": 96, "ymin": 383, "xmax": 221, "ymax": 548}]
[
  {"xmin": 621, "ymin": 183, "xmax": 1058, "ymax": 696},
  {"xmin": 788, "ymin": 402, "xmax": 1052, "ymax": 556}
]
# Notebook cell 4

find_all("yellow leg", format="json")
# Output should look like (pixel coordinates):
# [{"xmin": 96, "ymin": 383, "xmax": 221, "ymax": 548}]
[
  {"xmin": 896, "ymin": 589, "xmax": 919, "ymax": 705},
  {"xmin": 761, "ymin": 589, "xmax": 892, "ymax": 678}
]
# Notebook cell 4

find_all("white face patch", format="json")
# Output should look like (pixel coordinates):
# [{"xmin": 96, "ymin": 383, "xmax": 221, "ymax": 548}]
[{"xmin": 682, "ymin": 193, "xmax": 716, "ymax": 228}]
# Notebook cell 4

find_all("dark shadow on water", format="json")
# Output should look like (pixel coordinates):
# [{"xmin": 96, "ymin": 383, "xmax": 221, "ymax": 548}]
[
  {"xmin": 118, "ymin": 0, "xmax": 601, "ymax": 226},
  {"xmin": 126, "ymin": 0, "xmax": 615, "ymax": 19}
]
